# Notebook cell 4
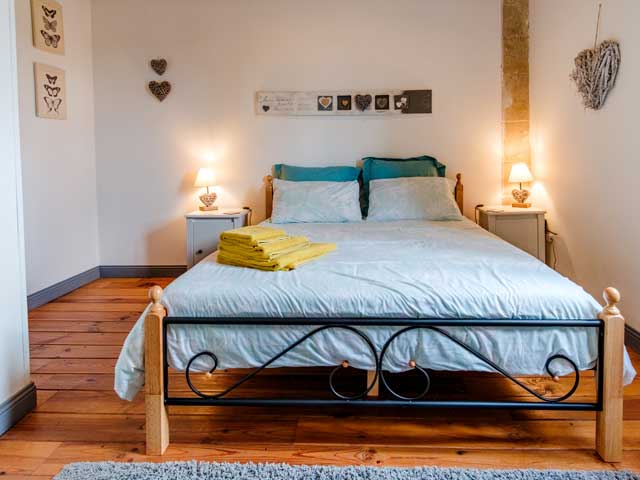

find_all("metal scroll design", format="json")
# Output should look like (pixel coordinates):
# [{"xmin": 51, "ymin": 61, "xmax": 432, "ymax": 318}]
[
  {"xmin": 378, "ymin": 326, "xmax": 580, "ymax": 403},
  {"xmin": 185, "ymin": 325, "xmax": 379, "ymax": 400},
  {"xmin": 184, "ymin": 324, "xmax": 580, "ymax": 403}
]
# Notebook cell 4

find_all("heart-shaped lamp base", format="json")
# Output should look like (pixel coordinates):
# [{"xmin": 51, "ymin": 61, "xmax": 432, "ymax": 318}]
[{"xmin": 199, "ymin": 192, "xmax": 218, "ymax": 211}]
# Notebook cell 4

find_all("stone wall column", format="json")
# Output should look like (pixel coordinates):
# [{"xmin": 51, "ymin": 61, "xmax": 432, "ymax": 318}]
[{"xmin": 502, "ymin": 0, "xmax": 530, "ymax": 203}]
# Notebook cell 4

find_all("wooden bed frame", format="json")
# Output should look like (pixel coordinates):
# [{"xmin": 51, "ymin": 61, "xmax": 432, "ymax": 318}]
[{"xmin": 143, "ymin": 173, "xmax": 625, "ymax": 462}]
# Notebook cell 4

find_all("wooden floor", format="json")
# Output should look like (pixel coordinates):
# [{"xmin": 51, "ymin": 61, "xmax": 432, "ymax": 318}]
[{"xmin": 1, "ymin": 277, "xmax": 640, "ymax": 478}]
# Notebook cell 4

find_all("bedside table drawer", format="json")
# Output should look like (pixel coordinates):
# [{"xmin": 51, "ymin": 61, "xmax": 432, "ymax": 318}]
[
  {"xmin": 186, "ymin": 209, "xmax": 250, "ymax": 268},
  {"xmin": 190, "ymin": 218, "xmax": 234, "ymax": 266},
  {"xmin": 478, "ymin": 207, "xmax": 546, "ymax": 262}
]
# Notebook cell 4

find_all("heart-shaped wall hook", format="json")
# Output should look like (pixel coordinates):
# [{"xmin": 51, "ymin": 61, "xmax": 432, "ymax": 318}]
[
  {"xmin": 355, "ymin": 94, "xmax": 372, "ymax": 111},
  {"xmin": 149, "ymin": 81, "xmax": 171, "ymax": 101},
  {"xmin": 150, "ymin": 58, "xmax": 167, "ymax": 75},
  {"xmin": 571, "ymin": 40, "xmax": 620, "ymax": 110}
]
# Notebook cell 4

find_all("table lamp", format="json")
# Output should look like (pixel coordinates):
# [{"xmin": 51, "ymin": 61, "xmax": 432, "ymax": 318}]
[
  {"xmin": 508, "ymin": 162, "xmax": 533, "ymax": 208},
  {"xmin": 194, "ymin": 167, "xmax": 218, "ymax": 211}
]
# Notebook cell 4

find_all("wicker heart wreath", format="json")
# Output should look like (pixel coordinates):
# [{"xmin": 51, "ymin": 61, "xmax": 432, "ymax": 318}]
[
  {"xmin": 570, "ymin": 40, "xmax": 620, "ymax": 110},
  {"xmin": 149, "ymin": 81, "xmax": 172, "ymax": 102}
]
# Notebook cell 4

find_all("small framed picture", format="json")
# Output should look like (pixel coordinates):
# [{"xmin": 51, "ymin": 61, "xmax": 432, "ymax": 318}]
[
  {"xmin": 375, "ymin": 95, "xmax": 390, "ymax": 110},
  {"xmin": 317, "ymin": 95, "xmax": 333, "ymax": 111},
  {"xmin": 337, "ymin": 95, "xmax": 352, "ymax": 111},
  {"xmin": 34, "ymin": 62, "xmax": 67, "ymax": 120},
  {"xmin": 394, "ymin": 94, "xmax": 408, "ymax": 110},
  {"xmin": 31, "ymin": 0, "xmax": 65, "ymax": 55}
]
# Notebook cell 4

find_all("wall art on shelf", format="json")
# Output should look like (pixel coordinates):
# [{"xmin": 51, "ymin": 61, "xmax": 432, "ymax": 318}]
[
  {"xmin": 256, "ymin": 90, "xmax": 432, "ymax": 116},
  {"xmin": 31, "ymin": 0, "xmax": 65, "ymax": 55},
  {"xmin": 34, "ymin": 62, "xmax": 66, "ymax": 120}
]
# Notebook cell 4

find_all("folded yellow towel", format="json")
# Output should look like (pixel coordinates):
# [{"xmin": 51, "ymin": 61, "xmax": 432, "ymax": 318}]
[
  {"xmin": 218, "ymin": 242, "xmax": 336, "ymax": 271},
  {"xmin": 219, "ymin": 226, "xmax": 286, "ymax": 244},
  {"xmin": 219, "ymin": 236, "xmax": 310, "ymax": 258},
  {"xmin": 219, "ymin": 241, "xmax": 311, "ymax": 261}
]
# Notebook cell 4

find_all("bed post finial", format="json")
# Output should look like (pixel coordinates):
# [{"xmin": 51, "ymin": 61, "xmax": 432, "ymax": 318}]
[
  {"xmin": 265, "ymin": 175, "xmax": 274, "ymax": 219},
  {"xmin": 602, "ymin": 286, "xmax": 621, "ymax": 316},
  {"xmin": 454, "ymin": 173, "xmax": 463, "ymax": 215},
  {"xmin": 149, "ymin": 286, "xmax": 165, "ymax": 315},
  {"xmin": 596, "ymin": 286, "xmax": 624, "ymax": 462}
]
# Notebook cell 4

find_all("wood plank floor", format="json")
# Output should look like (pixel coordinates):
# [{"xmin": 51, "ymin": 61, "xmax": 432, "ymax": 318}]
[{"xmin": 1, "ymin": 277, "xmax": 639, "ymax": 478}]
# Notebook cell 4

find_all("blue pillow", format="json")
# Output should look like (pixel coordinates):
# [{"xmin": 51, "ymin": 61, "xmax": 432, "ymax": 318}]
[
  {"xmin": 361, "ymin": 156, "xmax": 446, "ymax": 216},
  {"xmin": 273, "ymin": 164, "xmax": 361, "ymax": 182}
]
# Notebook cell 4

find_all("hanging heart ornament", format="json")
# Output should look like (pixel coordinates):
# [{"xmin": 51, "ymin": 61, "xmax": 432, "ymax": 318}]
[
  {"xmin": 150, "ymin": 58, "xmax": 167, "ymax": 75},
  {"xmin": 149, "ymin": 81, "xmax": 172, "ymax": 101},
  {"xmin": 570, "ymin": 40, "xmax": 620, "ymax": 110},
  {"xmin": 355, "ymin": 94, "xmax": 372, "ymax": 111}
]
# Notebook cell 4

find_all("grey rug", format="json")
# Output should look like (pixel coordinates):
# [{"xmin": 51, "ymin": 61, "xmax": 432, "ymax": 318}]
[{"xmin": 53, "ymin": 461, "xmax": 639, "ymax": 480}]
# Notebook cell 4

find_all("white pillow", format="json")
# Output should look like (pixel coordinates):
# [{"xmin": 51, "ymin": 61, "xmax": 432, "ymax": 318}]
[
  {"xmin": 367, "ymin": 176, "xmax": 462, "ymax": 221},
  {"xmin": 271, "ymin": 178, "xmax": 362, "ymax": 223}
]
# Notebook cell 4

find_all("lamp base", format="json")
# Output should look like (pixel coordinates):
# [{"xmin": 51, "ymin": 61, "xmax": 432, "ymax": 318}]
[
  {"xmin": 511, "ymin": 202, "xmax": 531, "ymax": 208},
  {"xmin": 199, "ymin": 205, "xmax": 219, "ymax": 211}
]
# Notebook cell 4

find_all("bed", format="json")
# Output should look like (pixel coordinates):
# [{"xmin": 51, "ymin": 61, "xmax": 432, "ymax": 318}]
[{"xmin": 115, "ymin": 173, "xmax": 635, "ymax": 461}]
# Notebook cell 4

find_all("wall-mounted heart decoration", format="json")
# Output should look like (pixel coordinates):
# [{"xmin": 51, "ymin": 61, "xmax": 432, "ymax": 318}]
[
  {"xmin": 355, "ymin": 94, "xmax": 372, "ymax": 111},
  {"xmin": 150, "ymin": 58, "xmax": 167, "ymax": 75},
  {"xmin": 570, "ymin": 40, "xmax": 620, "ymax": 110},
  {"xmin": 149, "ymin": 81, "xmax": 171, "ymax": 101},
  {"xmin": 262, "ymin": 105, "xmax": 270, "ymax": 112}
]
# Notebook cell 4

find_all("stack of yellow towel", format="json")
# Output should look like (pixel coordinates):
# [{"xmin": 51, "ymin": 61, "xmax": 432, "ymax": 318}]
[{"xmin": 217, "ymin": 226, "xmax": 336, "ymax": 271}]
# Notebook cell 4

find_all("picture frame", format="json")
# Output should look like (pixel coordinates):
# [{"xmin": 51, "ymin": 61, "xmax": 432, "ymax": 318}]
[
  {"xmin": 34, "ymin": 62, "xmax": 67, "ymax": 120},
  {"xmin": 31, "ymin": 0, "xmax": 65, "ymax": 55}
]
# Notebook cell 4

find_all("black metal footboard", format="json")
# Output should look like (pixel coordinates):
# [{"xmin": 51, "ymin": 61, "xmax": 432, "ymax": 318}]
[{"xmin": 162, "ymin": 317, "xmax": 604, "ymax": 411}]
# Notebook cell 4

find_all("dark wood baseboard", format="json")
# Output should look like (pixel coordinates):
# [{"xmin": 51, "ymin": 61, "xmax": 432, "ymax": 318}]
[
  {"xmin": 27, "ymin": 266, "xmax": 100, "ymax": 310},
  {"xmin": 99, "ymin": 265, "xmax": 187, "ymax": 278},
  {"xmin": 0, "ymin": 382, "xmax": 36, "ymax": 436},
  {"xmin": 27, "ymin": 265, "xmax": 185, "ymax": 310},
  {"xmin": 626, "ymin": 325, "xmax": 640, "ymax": 354}
]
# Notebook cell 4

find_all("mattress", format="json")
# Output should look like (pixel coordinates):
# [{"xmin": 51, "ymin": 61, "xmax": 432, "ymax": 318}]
[{"xmin": 115, "ymin": 218, "xmax": 636, "ymax": 400}]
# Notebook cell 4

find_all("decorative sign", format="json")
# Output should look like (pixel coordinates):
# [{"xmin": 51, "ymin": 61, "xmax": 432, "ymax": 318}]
[
  {"xmin": 31, "ymin": 0, "xmax": 65, "ymax": 55},
  {"xmin": 34, "ymin": 62, "xmax": 66, "ymax": 120},
  {"xmin": 256, "ymin": 90, "xmax": 432, "ymax": 116}
]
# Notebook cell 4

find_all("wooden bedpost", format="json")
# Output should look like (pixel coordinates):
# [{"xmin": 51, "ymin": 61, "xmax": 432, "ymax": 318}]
[
  {"xmin": 265, "ymin": 175, "xmax": 274, "ymax": 219},
  {"xmin": 454, "ymin": 173, "xmax": 463, "ymax": 215},
  {"xmin": 145, "ymin": 285, "xmax": 169, "ymax": 455},
  {"xmin": 596, "ymin": 287, "xmax": 625, "ymax": 462},
  {"xmin": 367, "ymin": 370, "xmax": 379, "ymax": 397}
]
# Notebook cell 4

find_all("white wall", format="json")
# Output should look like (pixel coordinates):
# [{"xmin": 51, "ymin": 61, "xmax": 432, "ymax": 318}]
[
  {"xmin": 15, "ymin": 0, "xmax": 99, "ymax": 294},
  {"xmin": 0, "ymin": 0, "xmax": 30, "ymax": 403},
  {"xmin": 530, "ymin": 0, "xmax": 640, "ymax": 329},
  {"xmin": 92, "ymin": 0, "xmax": 503, "ymax": 266}
]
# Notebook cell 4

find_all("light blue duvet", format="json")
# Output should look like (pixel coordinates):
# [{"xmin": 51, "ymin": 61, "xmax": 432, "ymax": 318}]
[{"xmin": 115, "ymin": 219, "xmax": 636, "ymax": 400}]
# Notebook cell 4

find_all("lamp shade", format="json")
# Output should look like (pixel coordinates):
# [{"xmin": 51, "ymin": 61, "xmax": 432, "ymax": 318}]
[
  {"xmin": 508, "ymin": 162, "xmax": 533, "ymax": 184},
  {"xmin": 194, "ymin": 167, "xmax": 216, "ymax": 188}
]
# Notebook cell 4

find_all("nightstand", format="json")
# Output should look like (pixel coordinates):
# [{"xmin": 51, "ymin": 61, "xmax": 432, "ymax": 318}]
[
  {"xmin": 477, "ymin": 206, "xmax": 546, "ymax": 262},
  {"xmin": 186, "ymin": 209, "xmax": 250, "ymax": 268}
]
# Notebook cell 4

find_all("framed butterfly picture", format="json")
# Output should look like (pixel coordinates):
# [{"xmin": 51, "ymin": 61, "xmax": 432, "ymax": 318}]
[
  {"xmin": 34, "ymin": 63, "xmax": 67, "ymax": 120},
  {"xmin": 31, "ymin": 0, "xmax": 65, "ymax": 55}
]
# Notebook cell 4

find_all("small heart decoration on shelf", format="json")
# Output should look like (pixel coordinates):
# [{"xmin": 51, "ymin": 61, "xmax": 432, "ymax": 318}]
[
  {"xmin": 355, "ymin": 94, "xmax": 372, "ymax": 111},
  {"xmin": 150, "ymin": 58, "xmax": 167, "ymax": 75},
  {"xmin": 318, "ymin": 96, "xmax": 332, "ymax": 109},
  {"xmin": 149, "ymin": 81, "xmax": 172, "ymax": 101}
]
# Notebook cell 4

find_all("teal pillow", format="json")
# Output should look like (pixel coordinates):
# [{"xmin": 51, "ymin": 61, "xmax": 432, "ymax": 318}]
[
  {"xmin": 361, "ymin": 156, "xmax": 446, "ymax": 216},
  {"xmin": 274, "ymin": 164, "xmax": 361, "ymax": 182}
]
